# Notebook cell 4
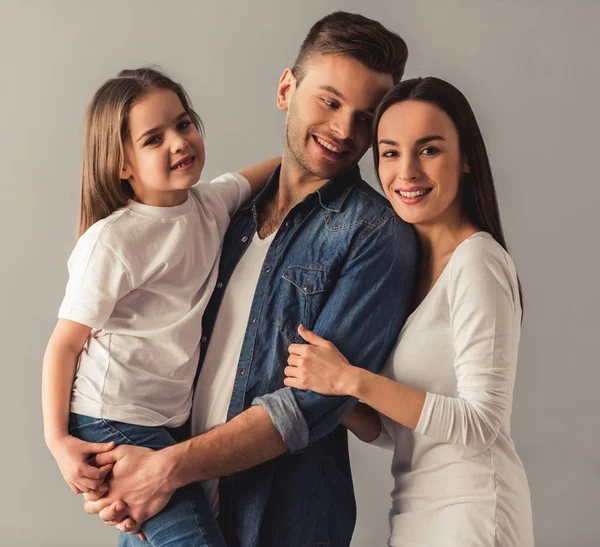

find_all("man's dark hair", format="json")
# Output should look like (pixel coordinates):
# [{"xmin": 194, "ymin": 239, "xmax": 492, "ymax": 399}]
[{"xmin": 292, "ymin": 11, "xmax": 408, "ymax": 85}]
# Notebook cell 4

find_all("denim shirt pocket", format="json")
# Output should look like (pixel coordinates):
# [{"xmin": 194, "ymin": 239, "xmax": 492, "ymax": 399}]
[{"xmin": 275, "ymin": 265, "xmax": 336, "ymax": 343}]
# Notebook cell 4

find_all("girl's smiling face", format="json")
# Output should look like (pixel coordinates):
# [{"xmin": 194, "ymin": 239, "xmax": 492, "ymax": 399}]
[
  {"xmin": 121, "ymin": 88, "xmax": 205, "ymax": 206},
  {"xmin": 377, "ymin": 99, "xmax": 470, "ymax": 227}
]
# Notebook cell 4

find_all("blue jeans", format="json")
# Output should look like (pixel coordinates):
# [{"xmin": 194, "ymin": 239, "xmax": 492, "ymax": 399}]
[{"xmin": 69, "ymin": 413, "xmax": 226, "ymax": 547}]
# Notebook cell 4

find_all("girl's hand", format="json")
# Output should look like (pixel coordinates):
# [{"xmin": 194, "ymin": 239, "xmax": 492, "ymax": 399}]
[
  {"xmin": 284, "ymin": 325, "xmax": 357, "ymax": 396},
  {"xmin": 49, "ymin": 435, "xmax": 115, "ymax": 494}
]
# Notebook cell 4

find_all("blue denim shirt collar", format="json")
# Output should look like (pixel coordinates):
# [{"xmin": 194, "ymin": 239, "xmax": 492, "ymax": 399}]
[{"xmin": 240, "ymin": 164, "xmax": 362, "ymax": 215}]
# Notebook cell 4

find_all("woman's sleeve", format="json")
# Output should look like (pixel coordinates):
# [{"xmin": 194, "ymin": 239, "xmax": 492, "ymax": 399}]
[{"xmin": 415, "ymin": 241, "xmax": 521, "ymax": 452}]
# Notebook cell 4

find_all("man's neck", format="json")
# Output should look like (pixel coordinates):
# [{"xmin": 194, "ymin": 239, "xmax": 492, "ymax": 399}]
[{"xmin": 256, "ymin": 154, "xmax": 333, "ymax": 238}]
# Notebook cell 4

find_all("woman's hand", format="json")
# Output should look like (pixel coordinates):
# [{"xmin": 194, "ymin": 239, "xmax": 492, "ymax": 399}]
[{"xmin": 284, "ymin": 325, "xmax": 358, "ymax": 396}]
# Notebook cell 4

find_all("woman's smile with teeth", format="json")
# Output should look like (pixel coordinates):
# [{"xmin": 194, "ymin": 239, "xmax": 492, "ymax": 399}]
[
  {"xmin": 316, "ymin": 137, "xmax": 342, "ymax": 153},
  {"xmin": 397, "ymin": 188, "xmax": 432, "ymax": 198}
]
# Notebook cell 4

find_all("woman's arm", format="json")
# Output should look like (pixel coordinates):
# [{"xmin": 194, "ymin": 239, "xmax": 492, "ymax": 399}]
[
  {"xmin": 286, "ymin": 245, "xmax": 520, "ymax": 453},
  {"xmin": 238, "ymin": 157, "xmax": 281, "ymax": 196},
  {"xmin": 285, "ymin": 326, "xmax": 426, "ymax": 430},
  {"xmin": 42, "ymin": 319, "xmax": 114, "ymax": 493}
]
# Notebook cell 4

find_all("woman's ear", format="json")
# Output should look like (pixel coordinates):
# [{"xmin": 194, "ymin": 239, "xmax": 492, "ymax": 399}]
[{"xmin": 463, "ymin": 156, "xmax": 471, "ymax": 174}]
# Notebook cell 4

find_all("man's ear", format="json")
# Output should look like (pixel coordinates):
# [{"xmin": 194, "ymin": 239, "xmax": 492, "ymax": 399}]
[{"xmin": 277, "ymin": 68, "xmax": 296, "ymax": 112}]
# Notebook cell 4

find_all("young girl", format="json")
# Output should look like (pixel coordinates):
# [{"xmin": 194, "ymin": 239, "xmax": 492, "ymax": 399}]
[{"xmin": 42, "ymin": 67, "xmax": 278, "ymax": 547}]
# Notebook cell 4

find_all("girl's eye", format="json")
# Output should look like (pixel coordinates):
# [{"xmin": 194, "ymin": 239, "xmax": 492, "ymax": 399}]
[
  {"xmin": 381, "ymin": 149, "xmax": 398, "ymax": 158},
  {"xmin": 421, "ymin": 146, "xmax": 440, "ymax": 156},
  {"xmin": 177, "ymin": 120, "xmax": 192, "ymax": 131},
  {"xmin": 144, "ymin": 135, "xmax": 162, "ymax": 146}
]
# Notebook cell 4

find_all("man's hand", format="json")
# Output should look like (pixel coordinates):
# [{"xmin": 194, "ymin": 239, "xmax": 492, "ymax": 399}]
[{"xmin": 83, "ymin": 444, "xmax": 176, "ymax": 535}]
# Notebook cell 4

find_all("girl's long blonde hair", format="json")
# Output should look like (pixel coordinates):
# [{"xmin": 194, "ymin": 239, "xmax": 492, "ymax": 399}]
[{"xmin": 78, "ymin": 67, "xmax": 203, "ymax": 237}]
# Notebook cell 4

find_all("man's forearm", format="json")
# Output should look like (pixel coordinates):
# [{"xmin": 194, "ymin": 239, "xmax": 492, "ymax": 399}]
[{"xmin": 162, "ymin": 405, "xmax": 288, "ymax": 490}]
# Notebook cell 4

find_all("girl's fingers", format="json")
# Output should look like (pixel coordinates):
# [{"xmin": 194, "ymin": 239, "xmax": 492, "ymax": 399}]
[
  {"xmin": 69, "ymin": 482, "xmax": 83, "ymax": 494},
  {"xmin": 82, "ymin": 462, "xmax": 112, "ymax": 481}
]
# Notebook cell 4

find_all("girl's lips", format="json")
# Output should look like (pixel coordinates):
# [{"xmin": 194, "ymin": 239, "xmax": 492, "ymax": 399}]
[{"xmin": 171, "ymin": 155, "xmax": 195, "ymax": 170}]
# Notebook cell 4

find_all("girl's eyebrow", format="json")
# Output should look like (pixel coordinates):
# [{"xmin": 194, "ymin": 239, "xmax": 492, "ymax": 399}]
[{"xmin": 135, "ymin": 111, "xmax": 188, "ymax": 143}]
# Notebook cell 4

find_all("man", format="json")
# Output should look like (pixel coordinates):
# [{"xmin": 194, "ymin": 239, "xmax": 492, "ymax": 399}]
[{"xmin": 86, "ymin": 11, "xmax": 418, "ymax": 547}]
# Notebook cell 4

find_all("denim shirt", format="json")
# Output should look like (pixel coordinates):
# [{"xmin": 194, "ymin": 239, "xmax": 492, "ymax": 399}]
[{"xmin": 198, "ymin": 165, "xmax": 418, "ymax": 547}]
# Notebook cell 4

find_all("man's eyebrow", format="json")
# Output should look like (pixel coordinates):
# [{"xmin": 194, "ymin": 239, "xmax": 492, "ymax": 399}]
[
  {"xmin": 135, "ymin": 111, "xmax": 189, "ymax": 143},
  {"xmin": 318, "ymin": 85, "xmax": 344, "ymax": 100}
]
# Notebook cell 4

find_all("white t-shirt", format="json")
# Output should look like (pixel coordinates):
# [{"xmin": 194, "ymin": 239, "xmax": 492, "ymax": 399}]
[
  {"xmin": 380, "ymin": 232, "xmax": 534, "ymax": 547},
  {"xmin": 59, "ymin": 173, "xmax": 251, "ymax": 428},
  {"xmin": 191, "ymin": 231, "xmax": 276, "ymax": 514}
]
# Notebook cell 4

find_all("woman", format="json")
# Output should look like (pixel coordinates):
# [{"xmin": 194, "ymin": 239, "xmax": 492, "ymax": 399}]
[{"xmin": 284, "ymin": 77, "xmax": 534, "ymax": 547}]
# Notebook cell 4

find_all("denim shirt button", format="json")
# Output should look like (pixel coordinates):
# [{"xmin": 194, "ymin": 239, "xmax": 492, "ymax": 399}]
[
  {"xmin": 265, "ymin": 266, "xmax": 271, "ymax": 273},
  {"xmin": 285, "ymin": 220, "xmax": 292, "ymax": 228},
  {"xmin": 251, "ymin": 316, "xmax": 257, "ymax": 324},
  {"xmin": 303, "ymin": 285, "xmax": 312, "ymax": 293},
  {"xmin": 201, "ymin": 336, "xmax": 207, "ymax": 343},
  {"xmin": 216, "ymin": 281, "xmax": 223, "ymax": 289},
  {"xmin": 241, "ymin": 236, "xmax": 249, "ymax": 243},
  {"xmin": 239, "ymin": 369, "xmax": 245, "ymax": 376}
]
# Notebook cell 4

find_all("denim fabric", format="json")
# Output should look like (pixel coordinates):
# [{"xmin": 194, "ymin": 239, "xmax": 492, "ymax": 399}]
[
  {"xmin": 198, "ymin": 166, "xmax": 419, "ymax": 547},
  {"xmin": 69, "ymin": 413, "xmax": 226, "ymax": 547}
]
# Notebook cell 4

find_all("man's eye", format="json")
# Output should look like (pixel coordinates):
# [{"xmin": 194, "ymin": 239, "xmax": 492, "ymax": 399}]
[
  {"xmin": 322, "ymin": 98, "xmax": 338, "ymax": 109},
  {"xmin": 358, "ymin": 115, "xmax": 373, "ymax": 125}
]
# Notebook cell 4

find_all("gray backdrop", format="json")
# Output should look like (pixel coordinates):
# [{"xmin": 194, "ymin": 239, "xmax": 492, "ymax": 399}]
[{"xmin": 1, "ymin": 1, "xmax": 598, "ymax": 546}]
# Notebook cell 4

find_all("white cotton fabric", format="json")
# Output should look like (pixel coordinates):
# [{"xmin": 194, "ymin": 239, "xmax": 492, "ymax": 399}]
[
  {"xmin": 192, "ymin": 230, "xmax": 276, "ymax": 514},
  {"xmin": 381, "ymin": 232, "xmax": 534, "ymax": 547},
  {"xmin": 59, "ymin": 173, "xmax": 250, "ymax": 427}
]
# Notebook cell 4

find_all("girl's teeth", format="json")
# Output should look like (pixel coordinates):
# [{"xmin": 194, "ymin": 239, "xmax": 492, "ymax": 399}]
[{"xmin": 317, "ymin": 137, "xmax": 341, "ymax": 153}]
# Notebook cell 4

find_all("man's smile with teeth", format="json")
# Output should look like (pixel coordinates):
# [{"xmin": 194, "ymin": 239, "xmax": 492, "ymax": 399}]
[{"xmin": 315, "ymin": 136, "xmax": 343, "ymax": 154}]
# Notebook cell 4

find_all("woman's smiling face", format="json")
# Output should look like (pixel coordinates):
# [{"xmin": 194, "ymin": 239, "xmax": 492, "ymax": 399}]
[{"xmin": 377, "ymin": 99, "xmax": 470, "ymax": 227}]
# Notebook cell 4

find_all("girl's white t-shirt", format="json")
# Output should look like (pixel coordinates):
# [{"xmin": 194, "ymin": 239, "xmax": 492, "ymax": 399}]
[{"xmin": 59, "ymin": 172, "xmax": 250, "ymax": 427}]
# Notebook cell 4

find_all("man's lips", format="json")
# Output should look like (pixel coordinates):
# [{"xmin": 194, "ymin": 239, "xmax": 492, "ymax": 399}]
[{"xmin": 313, "ymin": 135, "xmax": 351, "ymax": 155}]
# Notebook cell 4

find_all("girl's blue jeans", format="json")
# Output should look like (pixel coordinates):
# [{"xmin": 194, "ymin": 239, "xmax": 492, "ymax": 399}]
[{"xmin": 69, "ymin": 412, "xmax": 226, "ymax": 547}]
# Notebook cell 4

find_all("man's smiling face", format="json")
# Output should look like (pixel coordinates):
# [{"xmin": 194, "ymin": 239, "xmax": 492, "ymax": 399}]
[{"xmin": 278, "ymin": 54, "xmax": 393, "ymax": 181}]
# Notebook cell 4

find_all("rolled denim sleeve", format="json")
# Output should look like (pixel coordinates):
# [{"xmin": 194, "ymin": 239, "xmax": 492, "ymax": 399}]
[{"xmin": 253, "ymin": 215, "xmax": 418, "ymax": 452}]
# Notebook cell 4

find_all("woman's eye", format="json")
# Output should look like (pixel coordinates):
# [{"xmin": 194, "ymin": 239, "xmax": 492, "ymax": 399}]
[
  {"xmin": 421, "ymin": 146, "xmax": 440, "ymax": 156},
  {"xmin": 381, "ymin": 150, "xmax": 398, "ymax": 158},
  {"xmin": 177, "ymin": 120, "xmax": 192, "ymax": 131}
]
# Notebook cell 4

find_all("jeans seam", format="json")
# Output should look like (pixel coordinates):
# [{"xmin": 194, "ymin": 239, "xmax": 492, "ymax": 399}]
[
  {"xmin": 100, "ymin": 420, "xmax": 143, "ymax": 447},
  {"xmin": 187, "ymin": 496, "xmax": 208, "ymax": 545}
]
